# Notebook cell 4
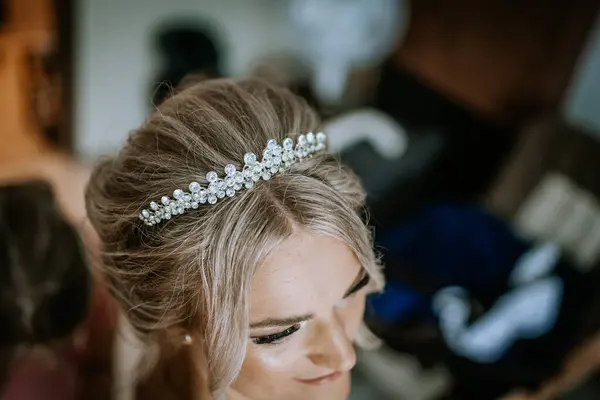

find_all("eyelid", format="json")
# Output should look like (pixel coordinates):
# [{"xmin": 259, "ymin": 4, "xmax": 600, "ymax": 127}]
[{"xmin": 344, "ymin": 273, "xmax": 370, "ymax": 298}]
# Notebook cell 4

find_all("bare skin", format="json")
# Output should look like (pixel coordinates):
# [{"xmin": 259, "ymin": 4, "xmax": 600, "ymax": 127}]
[{"xmin": 228, "ymin": 230, "xmax": 371, "ymax": 400}]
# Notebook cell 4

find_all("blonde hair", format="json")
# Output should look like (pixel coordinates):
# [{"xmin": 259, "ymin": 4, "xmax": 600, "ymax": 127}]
[{"xmin": 85, "ymin": 78, "xmax": 383, "ymax": 398}]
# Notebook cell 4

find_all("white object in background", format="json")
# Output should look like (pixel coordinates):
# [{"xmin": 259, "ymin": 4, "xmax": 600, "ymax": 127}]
[
  {"xmin": 434, "ymin": 277, "xmax": 564, "ymax": 364},
  {"xmin": 563, "ymin": 13, "xmax": 600, "ymax": 135},
  {"xmin": 288, "ymin": 0, "xmax": 409, "ymax": 104},
  {"xmin": 323, "ymin": 108, "xmax": 408, "ymax": 159},
  {"xmin": 508, "ymin": 242, "xmax": 561, "ymax": 287},
  {"xmin": 515, "ymin": 172, "xmax": 600, "ymax": 268},
  {"xmin": 515, "ymin": 174, "xmax": 573, "ymax": 239}
]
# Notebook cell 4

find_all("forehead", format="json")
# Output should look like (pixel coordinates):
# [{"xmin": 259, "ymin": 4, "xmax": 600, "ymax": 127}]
[{"xmin": 249, "ymin": 230, "xmax": 361, "ymax": 319}]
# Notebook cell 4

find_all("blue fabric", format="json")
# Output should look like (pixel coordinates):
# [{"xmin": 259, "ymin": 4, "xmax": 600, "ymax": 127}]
[
  {"xmin": 369, "ymin": 203, "xmax": 528, "ymax": 324},
  {"xmin": 368, "ymin": 280, "xmax": 429, "ymax": 324}
]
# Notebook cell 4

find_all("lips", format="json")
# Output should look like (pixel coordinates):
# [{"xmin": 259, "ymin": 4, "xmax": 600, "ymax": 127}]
[{"xmin": 295, "ymin": 371, "xmax": 343, "ymax": 385}]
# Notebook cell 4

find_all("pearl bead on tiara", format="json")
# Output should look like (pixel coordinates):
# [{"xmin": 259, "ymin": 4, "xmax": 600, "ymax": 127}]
[{"xmin": 139, "ymin": 132, "xmax": 327, "ymax": 226}]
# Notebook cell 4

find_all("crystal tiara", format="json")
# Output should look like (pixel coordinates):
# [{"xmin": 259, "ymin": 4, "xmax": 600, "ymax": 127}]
[{"xmin": 139, "ymin": 132, "xmax": 327, "ymax": 226}]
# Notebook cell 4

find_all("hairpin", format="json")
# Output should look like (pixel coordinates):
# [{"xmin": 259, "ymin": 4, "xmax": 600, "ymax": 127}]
[{"xmin": 139, "ymin": 132, "xmax": 327, "ymax": 226}]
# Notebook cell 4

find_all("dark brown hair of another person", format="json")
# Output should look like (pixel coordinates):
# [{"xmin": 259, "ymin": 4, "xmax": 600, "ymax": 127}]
[{"xmin": 0, "ymin": 181, "xmax": 92, "ymax": 386}]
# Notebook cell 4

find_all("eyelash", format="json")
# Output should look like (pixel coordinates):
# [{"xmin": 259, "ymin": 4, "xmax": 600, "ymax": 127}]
[
  {"xmin": 252, "ymin": 324, "xmax": 301, "ymax": 345},
  {"xmin": 345, "ymin": 274, "xmax": 370, "ymax": 298}
]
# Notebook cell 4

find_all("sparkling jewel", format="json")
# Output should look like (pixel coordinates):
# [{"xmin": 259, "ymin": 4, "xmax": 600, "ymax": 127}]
[
  {"xmin": 244, "ymin": 153, "xmax": 257, "ymax": 165},
  {"xmin": 206, "ymin": 171, "xmax": 218, "ymax": 182},
  {"xmin": 189, "ymin": 182, "xmax": 201, "ymax": 193},
  {"xmin": 224, "ymin": 164, "xmax": 236, "ymax": 176}
]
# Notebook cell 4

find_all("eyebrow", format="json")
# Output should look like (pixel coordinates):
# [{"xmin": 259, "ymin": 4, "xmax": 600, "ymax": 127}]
[
  {"xmin": 249, "ymin": 269, "xmax": 367, "ymax": 329},
  {"xmin": 250, "ymin": 314, "xmax": 314, "ymax": 329}
]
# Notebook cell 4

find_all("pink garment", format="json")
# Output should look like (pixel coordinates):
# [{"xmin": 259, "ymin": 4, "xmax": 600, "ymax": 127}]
[
  {"xmin": 1, "ymin": 345, "xmax": 81, "ymax": 400},
  {"xmin": 0, "ymin": 287, "xmax": 115, "ymax": 400}
]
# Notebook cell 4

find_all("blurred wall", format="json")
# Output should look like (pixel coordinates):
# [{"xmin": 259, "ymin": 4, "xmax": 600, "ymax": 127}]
[
  {"xmin": 74, "ymin": 0, "xmax": 293, "ymax": 161},
  {"xmin": 564, "ymin": 13, "xmax": 600, "ymax": 135},
  {"xmin": 392, "ymin": 0, "xmax": 598, "ymax": 125}
]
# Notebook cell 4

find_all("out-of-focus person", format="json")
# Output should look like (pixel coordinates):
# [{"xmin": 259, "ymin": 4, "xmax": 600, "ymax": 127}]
[{"xmin": 0, "ymin": 181, "xmax": 116, "ymax": 400}]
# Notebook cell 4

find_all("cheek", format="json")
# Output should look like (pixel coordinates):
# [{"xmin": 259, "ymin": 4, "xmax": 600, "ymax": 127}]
[
  {"xmin": 232, "ymin": 345, "xmax": 290, "ymax": 397},
  {"xmin": 238, "ymin": 340, "xmax": 304, "ymax": 381}
]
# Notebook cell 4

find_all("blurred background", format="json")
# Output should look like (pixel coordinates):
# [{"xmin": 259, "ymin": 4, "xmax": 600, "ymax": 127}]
[{"xmin": 2, "ymin": 0, "xmax": 600, "ymax": 399}]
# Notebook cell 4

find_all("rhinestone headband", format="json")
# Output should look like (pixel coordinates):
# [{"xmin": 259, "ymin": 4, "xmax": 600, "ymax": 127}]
[{"xmin": 139, "ymin": 132, "xmax": 327, "ymax": 226}]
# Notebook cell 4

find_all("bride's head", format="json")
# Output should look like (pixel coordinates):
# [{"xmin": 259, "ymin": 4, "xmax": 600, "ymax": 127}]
[{"xmin": 86, "ymin": 78, "xmax": 383, "ymax": 399}]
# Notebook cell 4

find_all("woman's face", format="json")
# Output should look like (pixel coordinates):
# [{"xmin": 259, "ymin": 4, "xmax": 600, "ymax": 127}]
[{"xmin": 229, "ymin": 230, "xmax": 371, "ymax": 400}]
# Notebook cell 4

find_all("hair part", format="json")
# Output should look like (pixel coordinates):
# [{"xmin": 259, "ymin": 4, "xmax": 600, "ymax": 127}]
[{"xmin": 86, "ymin": 78, "xmax": 383, "ymax": 396}]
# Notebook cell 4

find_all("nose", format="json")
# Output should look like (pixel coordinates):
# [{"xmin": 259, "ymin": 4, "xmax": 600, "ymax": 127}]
[{"xmin": 306, "ymin": 318, "xmax": 357, "ymax": 372}]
